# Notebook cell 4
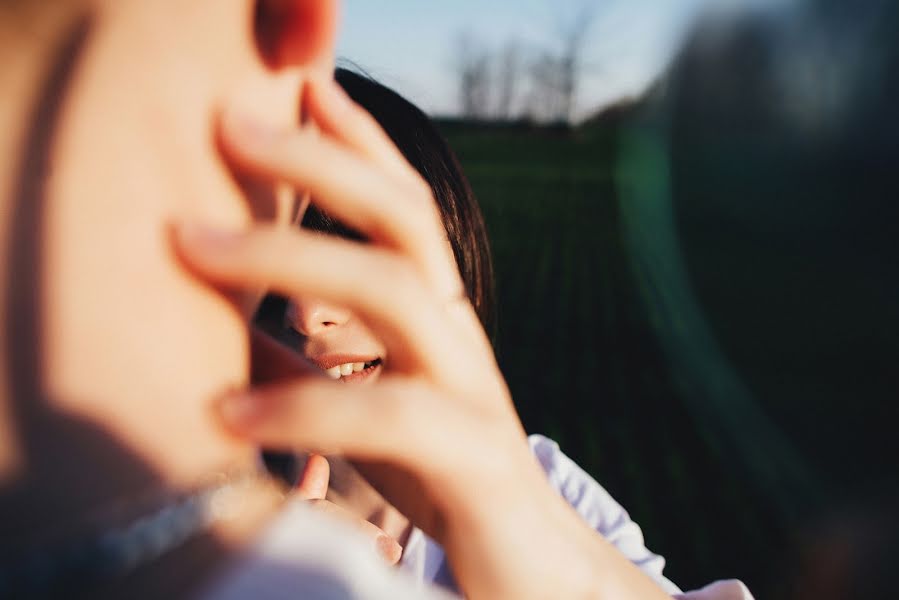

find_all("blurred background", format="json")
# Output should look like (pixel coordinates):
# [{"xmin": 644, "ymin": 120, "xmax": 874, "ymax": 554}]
[{"xmin": 339, "ymin": 1, "xmax": 898, "ymax": 597}]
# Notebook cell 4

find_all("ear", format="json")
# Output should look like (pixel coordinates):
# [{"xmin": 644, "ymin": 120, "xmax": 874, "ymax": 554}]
[{"xmin": 255, "ymin": 0, "xmax": 339, "ymax": 73}]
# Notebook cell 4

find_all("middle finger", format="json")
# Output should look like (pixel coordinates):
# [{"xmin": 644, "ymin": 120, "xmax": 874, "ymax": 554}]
[{"xmin": 219, "ymin": 113, "xmax": 462, "ymax": 300}]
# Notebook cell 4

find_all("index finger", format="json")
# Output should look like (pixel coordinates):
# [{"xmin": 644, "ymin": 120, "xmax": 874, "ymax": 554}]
[
  {"xmin": 304, "ymin": 76, "xmax": 421, "ymax": 192},
  {"xmin": 219, "ymin": 108, "xmax": 463, "ymax": 301}
]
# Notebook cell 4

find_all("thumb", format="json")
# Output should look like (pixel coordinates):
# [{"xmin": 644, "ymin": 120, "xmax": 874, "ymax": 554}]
[{"xmin": 296, "ymin": 453, "xmax": 330, "ymax": 500}]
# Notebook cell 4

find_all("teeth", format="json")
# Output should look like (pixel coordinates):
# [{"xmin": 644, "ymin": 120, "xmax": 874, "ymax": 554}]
[{"xmin": 324, "ymin": 360, "xmax": 379, "ymax": 379}]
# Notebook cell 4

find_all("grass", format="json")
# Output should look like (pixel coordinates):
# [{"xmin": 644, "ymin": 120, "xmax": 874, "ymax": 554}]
[
  {"xmin": 439, "ymin": 122, "xmax": 791, "ymax": 595},
  {"xmin": 440, "ymin": 110, "xmax": 899, "ymax": 597}
]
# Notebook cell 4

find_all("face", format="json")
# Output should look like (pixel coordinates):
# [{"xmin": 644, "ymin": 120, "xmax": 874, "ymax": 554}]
[
  {"xmin": 285, "ymin": 296, "xmax": 387, "ymax": 384},
  {"xmin": 34, "ymin": 0, "xmax": 339, "ymax": 484},
  {"xmin": 283, "ymin": 219, "xmax": 459, "ymax": 386}
]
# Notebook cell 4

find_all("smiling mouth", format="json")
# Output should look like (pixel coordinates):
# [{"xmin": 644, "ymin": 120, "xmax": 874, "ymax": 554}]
[{"xmin": 323, "ymin": 358, "xmax": 383, "ymax": 382}]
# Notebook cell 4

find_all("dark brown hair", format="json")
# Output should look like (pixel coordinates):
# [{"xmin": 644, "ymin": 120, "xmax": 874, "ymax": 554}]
[{"xmin": 301, "ymin": 67, "xmax": 495, "ymax": 335}]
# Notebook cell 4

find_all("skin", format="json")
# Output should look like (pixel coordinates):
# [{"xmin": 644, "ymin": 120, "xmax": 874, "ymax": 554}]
[
  {"xmin": 0, "ymin": 0, "xmax": 338, "ymax": 587},
  {"xmin": 176, "ymin": 77, "xmax": 674, "ymax": 600},
  {"xmin": 278, "ymin": 105, "xmax": 487, "ymax": 554},
  {"xmin": 2, "ymin": 1, "xmax": 672, "ymax": 598},
  {"xmin": 285, "ymin": 262, "xmax": 410, "ymax": 552}
]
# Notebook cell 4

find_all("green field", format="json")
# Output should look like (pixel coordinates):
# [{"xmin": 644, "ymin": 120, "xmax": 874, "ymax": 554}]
[
  {"xmin": 440, "ymin": 121, "xmax": 790, "ymax": 596},
  {"xmin": 432, "ymin": 7, "xmax": 899, "ymax": 595},
  {"xmin": 440, "ymin": 106, "xmax": 899, "ymax": 597}
]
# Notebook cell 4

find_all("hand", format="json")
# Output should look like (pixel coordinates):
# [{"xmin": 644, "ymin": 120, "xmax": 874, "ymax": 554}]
[
  {"xmin": 293, "ymin": 452, "xmax": 403, "ymax": 566},
  {"xmin": 175, "ymin": 77, "xmax": 670, "ymax": 600},
  {"xmin": 250, "ymin": 330, "xmax": 403, "ymax": 565}
]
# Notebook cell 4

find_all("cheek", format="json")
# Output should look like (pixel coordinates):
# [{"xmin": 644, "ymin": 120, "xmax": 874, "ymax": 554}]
[{"xmin": 357, "ymin": 320, "xmax": 388, "ymax": 356}]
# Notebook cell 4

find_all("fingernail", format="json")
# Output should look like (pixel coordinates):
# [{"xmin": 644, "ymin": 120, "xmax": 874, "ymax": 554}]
[
  {"xmin": 175, "ymin": 222, "xmax": 243, "ymax": 249},
  {"xmin": 216, "ymin": 392, "xmax": 262, "ymax": 426},
  {"xmin": 375, "ymin": 534, "xmax": 402, "ymax": 565}
]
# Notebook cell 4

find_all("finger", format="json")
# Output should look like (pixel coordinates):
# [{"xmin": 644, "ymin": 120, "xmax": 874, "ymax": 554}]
[
  {"xmin": 214, "ymin": 376, "xmax": 467, "ymax": 474},
  {"xmin": 218, "ymin": 111, "xmax": 461, "ymax": 298},
  {"xmin": 295, "ymin": 453, "xmax": 330, "ymax": 500},
  {"xmin": 175, "ymin": 223, "xmax": 471, "ymax": 379},
  {"xmin": 303, "ymin": 77, "xmax": 467, "ymax": 311},
  {"xmin": 306, "ymin": 498, "xmax": 403, "ymax": 565},
  {"xmin": 215, "ymin": 376, "xmax": 524, "ymax": 537},
  {"xmin": 303, "ymin": 76, "xmax": 421, "ymax": 190}
]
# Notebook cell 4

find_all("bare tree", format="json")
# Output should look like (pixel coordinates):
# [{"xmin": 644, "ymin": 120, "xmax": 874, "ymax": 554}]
[
  {"xmin": 494, "ymin": 39, "xmax": 523, "ymax": 119},
  {"xmin": 523, "ymin": 4, "xmax": 596, "ymax": 123},
  {"xmin": 451, "ymin": 7, "xmax": 593, "ymax": 123},
  {"xmin": 556, "ymin": 6, "xmax": 594, "ymax": 122},
  {"xmin": 453, "ymin": 31, "xmax": 492, "ymax": 120},
  {"xmin": 525, "ymin": 51, "xmax": 564, "ymax": 122}
]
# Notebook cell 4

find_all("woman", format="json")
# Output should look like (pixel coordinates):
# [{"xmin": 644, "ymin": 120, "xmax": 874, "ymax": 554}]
[
  {"xmin": 257, "ymin": 67, "xmax": 684, "ymax": 595},
  {"xmin": 177, "ymin": 68, "xmax": 694, "ymax": 598},
  {"xmin": 218, "ymin": 66, "xmax": 753, "ymax": 598},
  {"xmin": 0, "ymin": 0, "xmax": 745, "ymax": 595}
]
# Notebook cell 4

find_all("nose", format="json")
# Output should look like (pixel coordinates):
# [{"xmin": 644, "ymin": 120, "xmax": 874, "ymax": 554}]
[{"xmin": 288, "ymin": 297, "xmax": 351, "ymax": 337}]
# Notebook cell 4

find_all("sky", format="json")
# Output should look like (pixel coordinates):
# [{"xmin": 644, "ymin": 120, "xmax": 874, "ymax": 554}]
[{"xmin": 336, "ymin": 0, "xmax": 707, "ymax": 121}]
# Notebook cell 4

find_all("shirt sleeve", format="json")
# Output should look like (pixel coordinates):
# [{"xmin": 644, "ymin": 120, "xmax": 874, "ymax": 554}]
[
  {"xmin": 528, "ymin": 434, "xmax": 681, "ymax": 594},
  {"xmin": 673, "ymin": 580, "xmax": 755, "ymax": 600},
  {"xmin": 528, "ymin": 435, "xmax": 754, "ymax": 600}
]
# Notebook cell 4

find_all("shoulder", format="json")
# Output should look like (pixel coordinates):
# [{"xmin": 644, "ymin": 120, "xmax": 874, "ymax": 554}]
[
  {"xmin": 528, "ymin": 436, "xmax": 755, "ymax": 600},
  {"xmin": 527, "ymin": 434, "xmax": 587, "ymax": 499},
  {"xmin": 527, "ymin": 434, "xmax": 680, "ymax": 594},
  {"xmin": 527, "ymin": 434, "xmax": 633, "ymax": 530}
]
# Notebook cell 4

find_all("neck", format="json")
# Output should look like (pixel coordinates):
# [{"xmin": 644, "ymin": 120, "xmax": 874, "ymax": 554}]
[
  {"xmin": 0, "ymin": 4, "xmax": 146, "ymax": 551},
  {"xmin": 47, "ymin": 474, "xmax": 286, "ymax": 600},
  {"xmin": 0, "ymin": 0, "xmax": 85, "ymax": 484},
  {"xmin": 0, "ymin": 2, "xmax": 96, "ymax": 538},
  {"xmin": 95, "ymin": 476, "xmax": 286, "ymax": 600},
  {"xmin": 0, "ymin": 0, "xmax": 258, "ymax": 556}
]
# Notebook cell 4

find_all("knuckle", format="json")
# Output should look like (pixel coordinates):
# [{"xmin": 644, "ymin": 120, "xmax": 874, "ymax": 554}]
[
  {"xmin": 402, "ymin": 195, "xmax": 445, "ymax": 247},
  {"xmin": 402, "ymin": 190, "xmax": 432, "ymax": 224},
  {"xmin": 410, "ymin": 177, "xmax": 434, "ymax": 203},
  {"xmin": 381, "ymin": 256, "xmax": 420, "ymax": 296}
]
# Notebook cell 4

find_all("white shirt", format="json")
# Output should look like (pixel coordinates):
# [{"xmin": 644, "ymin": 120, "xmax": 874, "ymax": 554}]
[
  {"xmin": 202, "ymin": 435, "xmax": 754, "ymax": 600},
  {"xmin": 399, "ymin": 435, "xmax": 753, "ymax": 600}
]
